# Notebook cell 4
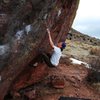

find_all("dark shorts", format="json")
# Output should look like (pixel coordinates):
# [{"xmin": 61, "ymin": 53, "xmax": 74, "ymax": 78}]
[
  {"xmin": 29, "ymin": 53, "xmax": 56, "ymax": 68},
  {"xmin": 39, "ymin": 53, "xmax": 56, "ymax": 68}
]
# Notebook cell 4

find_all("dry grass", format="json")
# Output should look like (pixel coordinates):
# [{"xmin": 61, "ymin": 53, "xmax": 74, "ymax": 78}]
[
  {"xmin": 90, "ymin": 47, "xmax": 100, "ymax": 56},
  {"xmin": 89, "ymin": 57, "xmax": 100, "ymax": 71},
  {"xmin": 92, "ymin": 83, "xmax": 100, "ymax": 92}
]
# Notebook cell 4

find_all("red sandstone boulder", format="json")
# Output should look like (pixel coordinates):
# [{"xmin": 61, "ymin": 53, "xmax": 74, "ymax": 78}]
[
  {"xmin": 51, "ymin": 75, "xmax": 65, "ymax": 89},
  {"xmin": 12, "ymin": 63, "xmax": 49, "ymax": 92},
  {"xmin": 0, "ymin": 0, "xmax": 79, "ymax": 99},
  {"xmin": 24, "ymin": 90, "xmax": 36, "ymax": 100}
]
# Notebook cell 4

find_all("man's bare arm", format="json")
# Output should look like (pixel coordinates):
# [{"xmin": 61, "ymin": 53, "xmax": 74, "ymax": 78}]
[{"xmin": 47, "ymin": 28, "xmax": 54, "ymax": 48}]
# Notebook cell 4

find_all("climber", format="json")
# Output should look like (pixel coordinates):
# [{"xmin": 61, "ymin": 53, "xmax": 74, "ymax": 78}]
[{"xmin": 30, "ymin": 28, "xmax": 66, "ymax": 68}]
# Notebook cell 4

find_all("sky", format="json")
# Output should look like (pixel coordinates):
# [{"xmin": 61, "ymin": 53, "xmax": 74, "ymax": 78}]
[{"xmin": 72, "ymin": 0, "xmax": 100, "ymax": 39}]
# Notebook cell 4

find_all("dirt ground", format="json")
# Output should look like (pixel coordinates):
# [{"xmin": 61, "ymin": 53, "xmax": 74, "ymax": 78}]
[
  {"xmin": 4, "ymin": 57, "xmax": 100, "ymax": 100},
  {"xmin": 32, "ymin": 59, "xmax": 100, "ymax": 100}
]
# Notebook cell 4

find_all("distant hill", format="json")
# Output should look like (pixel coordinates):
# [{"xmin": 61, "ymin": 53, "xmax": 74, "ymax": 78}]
[{"xmin": 66, "ymin": 28, "xmax": 100, "ymax": 46}]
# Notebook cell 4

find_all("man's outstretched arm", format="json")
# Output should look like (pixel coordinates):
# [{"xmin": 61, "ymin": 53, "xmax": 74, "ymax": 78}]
[{"xmin": 47, "ymin": 28, "xmax": 54, "ymax": 48}]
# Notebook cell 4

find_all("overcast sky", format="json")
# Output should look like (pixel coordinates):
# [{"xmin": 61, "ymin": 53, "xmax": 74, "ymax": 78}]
[{"xmin": 72, "ymin": 0, "xmax": 100, "ymax": 39}]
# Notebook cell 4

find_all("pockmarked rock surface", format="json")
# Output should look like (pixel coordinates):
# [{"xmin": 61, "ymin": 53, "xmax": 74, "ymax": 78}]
[{"xmin": 0, "ymin": 0, "xmax": 79, "ymax": 100}]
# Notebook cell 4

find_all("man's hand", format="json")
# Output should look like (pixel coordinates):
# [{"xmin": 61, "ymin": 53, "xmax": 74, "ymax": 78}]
[{"xmin": 47, "ymin": 28, "xmax": 50, "ymax": 34}]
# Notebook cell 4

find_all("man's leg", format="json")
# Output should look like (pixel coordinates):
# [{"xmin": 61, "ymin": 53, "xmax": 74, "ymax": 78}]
[
  {"xmin": 29, "ymin": 53, "xmax": 55, "ymax": 68},
  {"xmin": 29, "ymin": 54, "xmax": 43, "ymax": 67},
  {"xmin": 41, "ymin": 53, "xmax": 55, "ymax": 68}
]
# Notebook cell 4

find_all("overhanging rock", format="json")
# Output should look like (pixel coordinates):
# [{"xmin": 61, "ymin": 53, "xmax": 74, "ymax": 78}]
[{"xmin": 0, "ymin": 0, "xmax": 80, "ymax": 99}]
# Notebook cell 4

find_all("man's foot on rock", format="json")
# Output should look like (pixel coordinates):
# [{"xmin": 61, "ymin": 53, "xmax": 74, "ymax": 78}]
[
  {"xmin": 29, "ymin": 62, "xmax": 38, "ymax": 68},
  {"xmin": 33, "ymin": 62, "xmax": 38, "ymax": 67}
]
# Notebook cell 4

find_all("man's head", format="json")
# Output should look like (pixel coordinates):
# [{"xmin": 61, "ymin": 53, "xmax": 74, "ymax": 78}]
[{"xmin": 57, "ymin": 42, "xmax": 66, "ymax": 51}]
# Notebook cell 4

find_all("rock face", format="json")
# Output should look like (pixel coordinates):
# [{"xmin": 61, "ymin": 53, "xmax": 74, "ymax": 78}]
[
  {"xmin": 12, "ymin": 63, "xmax": 49, "ymax": 92},
  {"xmin": 0, "ymin": 0, "xmax": 79, "ymax": 99}
]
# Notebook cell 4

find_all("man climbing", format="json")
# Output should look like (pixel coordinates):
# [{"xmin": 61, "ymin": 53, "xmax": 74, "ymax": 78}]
[{"xmin": 30, "ymin": 28, "xmax": 66, "ymax": 68}]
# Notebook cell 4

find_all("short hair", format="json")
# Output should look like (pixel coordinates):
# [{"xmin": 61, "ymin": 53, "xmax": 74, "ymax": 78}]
[{"xmin": 61, "ymin": 42, "xmax": 66, "ymax": 51}]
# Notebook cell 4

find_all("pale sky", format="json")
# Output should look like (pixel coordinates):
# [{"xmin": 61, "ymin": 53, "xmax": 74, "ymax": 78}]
[{"xmin": 72, "ymin": 0, "xmax": 100, "ymax": 39}]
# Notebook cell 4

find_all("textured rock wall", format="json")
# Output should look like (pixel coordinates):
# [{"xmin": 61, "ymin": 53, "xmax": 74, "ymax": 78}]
[{"xmin": 0, "ymin": 0, "xmax": 79, "ymax": 99}]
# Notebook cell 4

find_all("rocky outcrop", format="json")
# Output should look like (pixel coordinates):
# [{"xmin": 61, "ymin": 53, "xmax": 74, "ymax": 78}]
[
  {"xmin": 67, "ymin": 28, "xmax": 100, "ymax": 46},
  {"xmin": 0, "ymin": 0, "xmax": 79, "ymax": 99},
  {"xmin": 7, "ymin": 58, "xmax": 100, "ymax": 100},
  {"xmin": 12, "ymin": 63, "xmax": 49, "ymax": 92}
]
